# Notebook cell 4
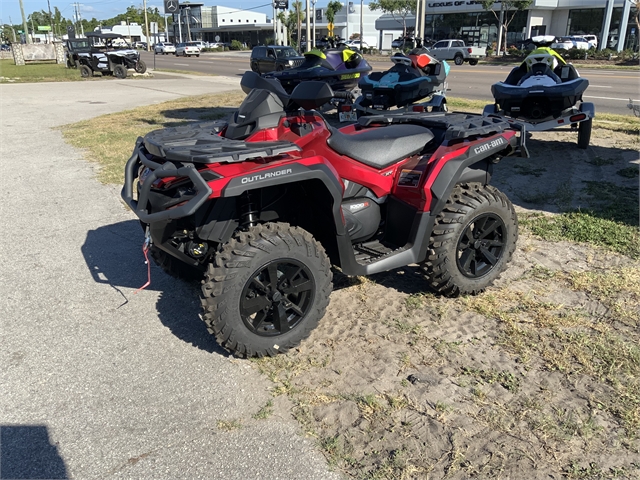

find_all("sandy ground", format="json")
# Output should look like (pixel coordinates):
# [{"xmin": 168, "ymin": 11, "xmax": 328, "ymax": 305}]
[{"xmin": 250, "ymin": 119, "xmax": 640, "ymax": 479}]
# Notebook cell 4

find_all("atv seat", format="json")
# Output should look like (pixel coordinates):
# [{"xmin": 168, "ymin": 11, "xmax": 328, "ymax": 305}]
[{"xmin": 328, "ymin": 124, "xmax": 434, "ymax": 169}]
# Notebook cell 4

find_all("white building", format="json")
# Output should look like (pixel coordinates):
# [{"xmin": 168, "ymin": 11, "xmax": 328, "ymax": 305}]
[{"xmin": 375, "ymin": 0, "xmax": 637, "ymax": 51}]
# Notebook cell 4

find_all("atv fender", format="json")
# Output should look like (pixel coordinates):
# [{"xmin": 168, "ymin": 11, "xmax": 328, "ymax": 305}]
[
  {"xmin": 429, "ymin": 134, "xmax": 517, "ymax": 213},
  {"xmin": 221, "ymin": 162, "xmax": 346, "ymax": 236}
]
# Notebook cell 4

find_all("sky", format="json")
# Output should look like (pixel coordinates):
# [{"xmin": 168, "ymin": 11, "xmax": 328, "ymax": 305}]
[{"xmin": 0, "ymin": 0, "xmax": 281, "ymax": 26}]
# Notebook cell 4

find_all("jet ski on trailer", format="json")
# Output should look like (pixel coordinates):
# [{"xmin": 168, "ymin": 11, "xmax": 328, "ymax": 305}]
[
  {"xmin": 484, "ymin": 36, "xmax": 595, "ymax": 149},
  {"xmin": 355, "ymin": 47, "xmax": 450, "ymax": 115},
  {"xmin": 264, "ymin": 47, "xmax": 372, "ymax": 94}
]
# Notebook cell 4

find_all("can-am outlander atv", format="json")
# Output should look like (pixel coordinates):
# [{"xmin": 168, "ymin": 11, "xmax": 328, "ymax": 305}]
[{"xmin": 122, "ymin": 71, "xmax": 527, "ymax": 357}]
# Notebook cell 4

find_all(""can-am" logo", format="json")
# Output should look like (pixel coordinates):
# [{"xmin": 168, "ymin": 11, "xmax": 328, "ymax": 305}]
[
  {"xmin": 241, "ymin": 168, "xmax": 293, "ymax": 184},
  {"xmin": 473, "ymin": 137, "xmax": 506, "ymax": 155}
]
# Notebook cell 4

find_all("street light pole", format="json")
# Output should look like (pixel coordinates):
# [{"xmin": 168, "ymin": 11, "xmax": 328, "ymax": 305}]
[
  {"xmin": 311, "ymin": 0, "xmax": 316, "ymax": 48},
  {"xmin": 305, "ymin": 0, "xmax": 310, "ymax": 51},
  {"xmin": 359, "ymin": 0, "xmax": 363, "ymax": 48},
  {"xmin": 143, "ymin": 0, "xmax": 151, "ymax": 51}
]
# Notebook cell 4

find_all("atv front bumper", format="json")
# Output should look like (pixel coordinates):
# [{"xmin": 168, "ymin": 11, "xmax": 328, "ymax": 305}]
[{"xmin": 121, "ymin": 138, "xmax": 213, "ymax": 223}]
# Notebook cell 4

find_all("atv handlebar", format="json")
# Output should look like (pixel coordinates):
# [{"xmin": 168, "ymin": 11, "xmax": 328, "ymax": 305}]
[{"xmin": 121, "ymin": 138, "xmax": 213, "ymax": 223}]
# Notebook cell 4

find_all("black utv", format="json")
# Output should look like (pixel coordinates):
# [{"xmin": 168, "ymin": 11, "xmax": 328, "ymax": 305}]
[{"xmin": 67, "ymin": 32, "xmax": 147, "ymax": 79}]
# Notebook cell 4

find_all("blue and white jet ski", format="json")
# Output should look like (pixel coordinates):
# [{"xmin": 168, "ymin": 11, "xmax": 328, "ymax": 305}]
[
  {"xmin": 355, "ymin": 47, "xmax": 449, "ymax": 114},
  {"xmin": 491, "ymin": 46, "xmax": 589, "ymax": 121}
]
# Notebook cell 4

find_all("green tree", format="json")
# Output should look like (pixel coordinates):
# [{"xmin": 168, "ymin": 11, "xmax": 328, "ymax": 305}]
[
  {"xmin": 325, "ymin": 0, "xmax": 343, "ymax": 37},
  {"xmin": 278, "ymin": 2, "xmax": 305, "ymax": 48},
  {"xmin": 481, "ymin": 0, "xmax": 533, "ymax": 55},
  {"xmin": 368, "ymin": 0, "xmax": 417, "ymax": 38}
]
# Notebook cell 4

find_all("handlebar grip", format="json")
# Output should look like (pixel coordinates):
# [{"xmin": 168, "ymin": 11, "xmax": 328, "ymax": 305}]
[{"xmin": 332, "ymin": 91, "xmax": 353, "ymax": 100}]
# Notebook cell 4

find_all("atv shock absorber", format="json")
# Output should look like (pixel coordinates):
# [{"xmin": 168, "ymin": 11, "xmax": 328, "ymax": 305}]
[{"xmin": 240, "ymin": 191, "xmax": 259, "ymax": 228}]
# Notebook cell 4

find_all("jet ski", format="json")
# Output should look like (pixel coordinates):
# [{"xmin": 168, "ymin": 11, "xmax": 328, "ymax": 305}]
[
  {"xmin": 356, "ymin": 47, "xmax": 449, "ymax": 113},
  {"xmin": 265, "ymin": 47, "xmax": 372, "ymax": 94},
  {"xmin": 491, "ymin": 46, "xmax": 589, "ymax": 121}
]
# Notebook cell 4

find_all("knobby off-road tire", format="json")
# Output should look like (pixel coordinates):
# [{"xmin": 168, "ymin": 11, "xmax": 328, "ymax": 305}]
[
  {"xmin": 422, "ymin": 183, "xmax": 518, "ymax": 297},
  {"xmin": 135, "ymin": 60, "xmax": 147, "ymax": 74},
  {"xmin": 80, "ymin": 65, "xmax": 92, "ymax": 78},
  {"xmin": 113, "ymin": 65, "xmax": 127, "ymax": 79},
  {"xmin": 454, "ymin": 54, "xmax": 464, "ymax": 65},
  {"xmin": 577, "ymin": 118, "xmax": 592, "ymax": 149},
  {"xmin": 150, "ymin": 246, "xmax": 203, "ymax": 282},
  {"xmin": 201, "ymin": 223, "xmax": 333, "ymax": 358}
]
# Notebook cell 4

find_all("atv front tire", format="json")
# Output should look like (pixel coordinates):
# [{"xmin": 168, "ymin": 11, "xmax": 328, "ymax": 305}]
[
  {"xmin": 201, "ymin": 223, "xmax": 332, "ymax": 357},
  {"xmin": 422, "ymin": 183, "xmax": 517, "ymax": 297}
]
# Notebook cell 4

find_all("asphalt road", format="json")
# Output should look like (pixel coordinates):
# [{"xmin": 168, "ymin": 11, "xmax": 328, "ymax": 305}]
[{"xmin": 141, "ymin": 51, "xmax": 639, "ymax": 116}]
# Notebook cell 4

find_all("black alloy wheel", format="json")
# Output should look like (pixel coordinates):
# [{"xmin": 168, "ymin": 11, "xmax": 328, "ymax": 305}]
[
  {"xmin": 422, "ymin": 183, "xmax": 517, "ymax": 297},
  {"xmin": 240, "ymin": 259, "xmax": 315, "ymax": 336},
  {"xmin": 201, "ymin": 223, "xmax": 332, "ymax": 357},
  {"xmin": 135, "ymin": 60, "xmax": 147, "ymax": 74},
  {"xmin": 454, "ymin": 54, "xmax": 464, "ymax": 65},
  {"xmin": 455, "ymin": 213, "xmax": 506, "ymax": 278}
]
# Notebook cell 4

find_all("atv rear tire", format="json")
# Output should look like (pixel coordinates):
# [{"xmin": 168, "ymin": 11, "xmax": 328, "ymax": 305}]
[
  {"xmin": 113, "ymin": 65, "xmax": 127, "ymax": 79},
  {"xmin": 454, "ymin": 54, "xmax": 464, "ymax": 66},
  {"xmin": 577, "ymin": 118, "xmax": 591, "ymax": 149},
  {"xmin": 422, "ymin": 183, "xmax": 517, "ymax": 297},
  {"xmin": 135, "ymin": 60, "xmax": 147, "ymax": 74},
  {"xmin": 150, "ymin": 246, "xmax": 203, "ymax": 281},
  {"xmin": 80, "ymin": 65, "xmax": 92, "ymax": 78},
  {"xmin": 201, "ymin": 223, "xmax": 332, "ymax": 357}
]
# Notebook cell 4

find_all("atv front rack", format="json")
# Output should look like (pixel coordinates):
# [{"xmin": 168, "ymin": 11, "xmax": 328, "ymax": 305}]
[
  {"xmin": 143, "ymin": 121, "xmax": 301, "ymax": 164},
  {"xmin": 122, "ymin": 124, "xmax": 302, "ymax": 223}
]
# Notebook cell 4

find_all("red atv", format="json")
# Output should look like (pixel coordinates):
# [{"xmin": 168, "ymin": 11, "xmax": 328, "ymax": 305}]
[{"xmin": 122, "ymin": 72, "xmax": 527, "ymax": 357}]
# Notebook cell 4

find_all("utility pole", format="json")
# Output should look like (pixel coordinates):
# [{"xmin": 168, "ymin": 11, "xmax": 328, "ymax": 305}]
[
  {"xmin": 359, "ymin": 0, "xmax": 363, "ymax": 47},
  {"xmin": 185, "ymin": 6, "xmax": 191, "ymax": 41},
  {"xmin": 47, "ymin": 0, "xmax": 54, "ymax": 40},
  {"xmin": 305, "ymin": 0, "xmax": 310, "ymax": 51},
  {"xmin": 297, "ymin": 1, "xmax": 301, "ymax": 51},
  {"xmin": 272, "ymin": 2, "xmax": 276, "ymax": 44},
  {"xmin": 8, "ymin": 16, "xmax": 18, "ymax": 42},
  {"xmin": 143, "ymin": 0, "xmax": 150, "ymax": 50},
  {"xmin": 311, "ymin": 0, "xmax": 316, "ymax": 48},
  {"xmin": 19, "ymin": 0, "xmax": 31, "ymax": 43}
]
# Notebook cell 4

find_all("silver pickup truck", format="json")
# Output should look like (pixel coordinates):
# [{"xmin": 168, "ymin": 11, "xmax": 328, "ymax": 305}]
[{"xmin": 428, "ymin": 39, "xmax": 486, "ymax": 66}]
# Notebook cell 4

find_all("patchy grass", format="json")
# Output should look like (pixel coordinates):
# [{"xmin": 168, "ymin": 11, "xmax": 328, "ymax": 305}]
[
  {"xmin": 216, "ymin": 419, "xmax": 242, "ymax": 431},
  {"xmin": 60, "ymin": 91, "xmax": 246, "ymax": 183},
  {"xmin": 0, "ymin": 59, "xmax": 85, "ymax": 82},
  {"xmin": 252, "ymin": 399, "xmax": 274, "ymax": 420}
]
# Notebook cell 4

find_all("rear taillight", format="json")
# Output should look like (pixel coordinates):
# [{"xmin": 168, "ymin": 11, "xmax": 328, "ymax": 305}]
[
  {"xmin": 412, "ymin": 105, "xmax": 425, "ymax": 112},
  {"xmin": 467, "ymin": 48, "xmax": 472, "ymax": 54},
  {"xmin": 339, "ymin": 105, "xmax": 353, "ymax": 113}
]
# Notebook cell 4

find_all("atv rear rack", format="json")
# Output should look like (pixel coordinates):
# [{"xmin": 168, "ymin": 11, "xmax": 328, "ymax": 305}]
[{"xmin": 357, "ymin": 112, "xmax": 522, "ymax": 141}]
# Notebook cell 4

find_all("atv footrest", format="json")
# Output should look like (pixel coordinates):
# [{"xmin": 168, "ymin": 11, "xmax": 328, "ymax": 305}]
[{"xmin": 354, "ymin": 241, "xmax": 396, "ymax": 264}]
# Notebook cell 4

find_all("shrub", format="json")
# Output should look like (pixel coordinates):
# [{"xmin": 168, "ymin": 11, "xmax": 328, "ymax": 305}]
[
  {"xmin": 229, "ymin": 40, "xmax": 243, "ymax": 51},
  {"xmin": 486, "ymin": 48, "xmax": 494, "ymax": 56},
  {"xmin": 567, "ymin": 48, "xmax": 588, "ymax": 60},
  {"xmin": 507, "ymin": 47, "xmax": 523, "ymax": 57}
]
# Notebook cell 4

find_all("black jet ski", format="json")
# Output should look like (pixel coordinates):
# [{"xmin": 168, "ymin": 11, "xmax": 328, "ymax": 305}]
[
  {"xmin": 491, "ymin": 46, "xmax": 589, "ymax": 121},
  {"xmin": 356, "ymin": 47, "xmax": 449, "ymax": 113},
  {"xmin": 265, "ymin": 47, "xmax": 372, "ymax": 94}
]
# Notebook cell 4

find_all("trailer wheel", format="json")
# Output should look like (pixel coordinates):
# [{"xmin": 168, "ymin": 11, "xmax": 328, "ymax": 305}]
[
  {"xmin": 577, "ymin": 118, "xmax": 592, "ymax": 149},
  {"xmin": 422, "ymin": 183, "xmax": 517, "ymax": 297},
  {"xmin": 201, "ymin": 223, "xmax": 332, "ymax": 358},
  {"xmin": 113, "ymin": 65, "xmax": 127, "ymax": 79},
  {"xmin": 79, "ymin": 65, "xmax": 92, "ymax": 78},
  {"xmin": 454, "ymin": 54, "xmax": 464, "ymax": 65}
]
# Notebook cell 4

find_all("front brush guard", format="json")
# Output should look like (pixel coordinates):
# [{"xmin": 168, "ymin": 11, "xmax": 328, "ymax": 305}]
[{"xmin": 121, "ymin": 138, "xmax": 213, "ymax": 224}]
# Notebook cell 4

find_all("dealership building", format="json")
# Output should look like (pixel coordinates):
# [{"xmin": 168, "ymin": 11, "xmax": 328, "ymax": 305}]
[{"xmin": 376, "ymin": 0, "xmax": 637, "ymax": 51}]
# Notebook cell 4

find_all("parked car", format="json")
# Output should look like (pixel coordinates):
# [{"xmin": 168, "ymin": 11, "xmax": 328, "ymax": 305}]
[
  {"xmin": 67, "ymin": 32, "xmax": 146, "ymax": 78},
  {"xmin": 391, "ymin": 36, "xmax": 415, "ymax": 49},
  {"xmin": 154, "ymin": 42, "xmax": 176, "ymax": 55},
  {"xmin": 250, "ymin": 45, "xmax": 305, "ymax": 73},
  {"xmin": 345, "ymin": 39, "xmax": 369, "ymax": 50},
  {"xmin": 514, "ymin": 37, "xmax": 540, "ymax": 52},
  {"xmin": 582, "ymin": 34, "xmax": 598, "ymax": 49},
  {"xmin": 428, "ymin": 39, "xmax": 486, "ymax": 65},
  {"xmin": 552, "ymin": 36, "xmax": 589, "ymax": 50},
  {"xmin": 134, "ymin": 41, "xmax": 147, "ymax": 49},
  {"xmin": 190, "ymin": 41, "xmax": 207, "ymax": 50},
  {"xmin": 175, "ymin": 42, "xmax": 200, "ymax": 57}
]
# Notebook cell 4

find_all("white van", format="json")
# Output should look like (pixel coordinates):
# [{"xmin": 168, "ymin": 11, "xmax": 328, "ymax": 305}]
[{"xmin": 582, "ymin": 34, "xmax": 598, "ymax": 49}]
